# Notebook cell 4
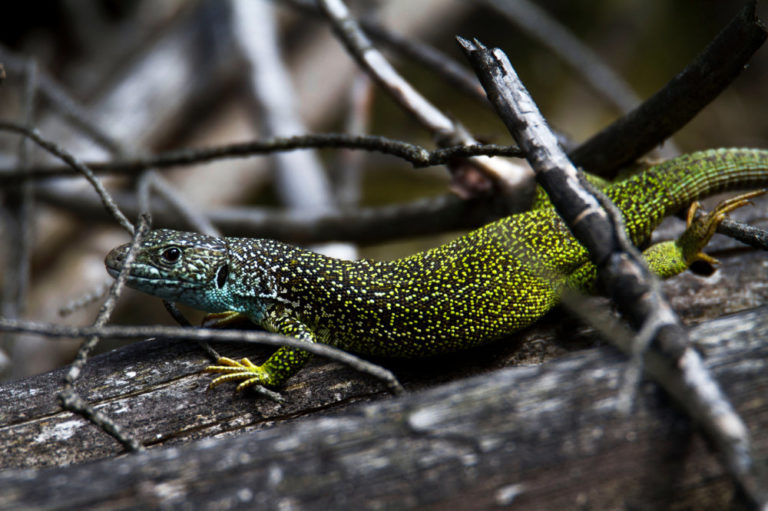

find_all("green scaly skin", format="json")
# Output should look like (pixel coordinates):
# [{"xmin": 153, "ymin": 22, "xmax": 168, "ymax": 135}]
[{"xmin": 105, "ymin": 148, "xmax": 768, "ymax": 390}]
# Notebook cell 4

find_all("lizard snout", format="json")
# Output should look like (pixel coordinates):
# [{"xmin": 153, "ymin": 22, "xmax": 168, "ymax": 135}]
[{"xmin": 104, "ymin": 244, "xmax": 129, "ymax": 276}]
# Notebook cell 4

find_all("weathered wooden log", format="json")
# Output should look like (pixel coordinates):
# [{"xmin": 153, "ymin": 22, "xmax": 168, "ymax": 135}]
[{"xmin": 0, "ymin": 300, "xmax": 766, "ymax": 509}]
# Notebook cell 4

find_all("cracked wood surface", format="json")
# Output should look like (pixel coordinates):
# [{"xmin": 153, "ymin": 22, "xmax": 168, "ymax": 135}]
[{"xmin": 0, "ymin": 304, "xmax": 766, "ymax": 510}]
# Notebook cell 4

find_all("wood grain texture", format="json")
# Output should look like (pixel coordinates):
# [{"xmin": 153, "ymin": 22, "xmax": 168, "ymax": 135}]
[{"xmin": 0, "ymin": 304, "xmax": 766, "ymax": 510}]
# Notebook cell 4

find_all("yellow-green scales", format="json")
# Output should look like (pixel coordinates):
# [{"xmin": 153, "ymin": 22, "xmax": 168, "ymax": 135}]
[{"xmin": 105, "ymin": 148, "xmax": 768, "ymax": 388}]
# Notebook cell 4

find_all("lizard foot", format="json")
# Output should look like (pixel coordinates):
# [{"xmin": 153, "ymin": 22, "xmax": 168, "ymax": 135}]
[
  {"xmin": 682, "ymin": 190, "xmax": 766, "ymax": 265},
  {"xmin": 204, "ymin": 356, "xmax": 274, "ymax": 391}
]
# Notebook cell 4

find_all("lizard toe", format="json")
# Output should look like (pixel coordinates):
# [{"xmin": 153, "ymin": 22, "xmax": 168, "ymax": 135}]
[{"xmin": 204, "ymin": 356, "xmax": 276, "ymax": 389}]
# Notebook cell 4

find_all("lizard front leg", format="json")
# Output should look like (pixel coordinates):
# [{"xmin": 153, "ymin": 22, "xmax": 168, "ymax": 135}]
[{"xmin": 205, "ymin": 309, "xmax": 314, "ymax": 390}]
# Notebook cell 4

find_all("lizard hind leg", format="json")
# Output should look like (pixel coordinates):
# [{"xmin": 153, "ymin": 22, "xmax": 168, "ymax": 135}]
[
  {"xmin": 644, "ymin": 190, "xmax": 765, "ymax": 279},
  {"xmin": 682, "ymin": 190, "xmax": 765, "ymax": 265}
]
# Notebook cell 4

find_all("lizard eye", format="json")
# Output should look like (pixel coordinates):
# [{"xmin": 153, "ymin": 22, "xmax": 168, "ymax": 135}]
[
  {"xmin": 160, "ymin": 247, "xmax": 182, "ymax": 264},
  {"xmin": 215, "ymin": 264, "xmax": 229, "ymax": 289}
]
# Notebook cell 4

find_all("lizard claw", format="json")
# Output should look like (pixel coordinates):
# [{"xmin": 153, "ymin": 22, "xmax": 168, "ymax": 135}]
[
  {"xmin": 204, "ymin": 356, "xmax": 272, "ymax": 391},
  {"xmin": 686, "ymin": 189, "xmax": 765, "ymax": 228},
  {"xmin": 682, "ymin": 190, "xmax": 765, "ymax": 265}
]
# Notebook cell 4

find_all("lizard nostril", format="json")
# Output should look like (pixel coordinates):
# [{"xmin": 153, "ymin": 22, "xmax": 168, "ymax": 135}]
[{"xmin": 106, "ymin": 247, "xmax": 128, "ymax": 267}]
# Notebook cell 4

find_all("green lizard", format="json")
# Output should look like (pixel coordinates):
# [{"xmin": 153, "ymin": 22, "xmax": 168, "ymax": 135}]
[{"xmin": 105, "ymin": 148, "xmax": 768, "ymax": 390}]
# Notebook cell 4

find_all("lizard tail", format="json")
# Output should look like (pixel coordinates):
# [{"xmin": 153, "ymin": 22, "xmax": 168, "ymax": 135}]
[{"xmin": 606, "ymin": 148, "xmax": 768, "ymax": 243}]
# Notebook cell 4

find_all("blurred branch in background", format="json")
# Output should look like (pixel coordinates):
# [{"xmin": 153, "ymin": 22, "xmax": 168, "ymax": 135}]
[
  {"xmin": 0, "ymin": 135, "xmax": 523, "ymax": 180},
  {"xmin": 0, "ymin": 57, "xmax": 36, "ymax": 375},
  {"xmin": 478, "ymin": 0, "xmax": 642, "ymax": 115},
  {"xmin": 232, "ymin": 0, "xmax": 356, "ymax": 258},
  {"xmin": 317, "ymin": 0, "xmax": 536, "ymax": 205},
  {"xmin": 232, "ymin": 0, "xmax": 335, "ymax": 214},
  {"xmin": 569, "ymin": 0, "xmax": 767, "ymax": 176},
  {"xmin": 334, "ymin": 74, "xmax": 373, "ymax": 208}
]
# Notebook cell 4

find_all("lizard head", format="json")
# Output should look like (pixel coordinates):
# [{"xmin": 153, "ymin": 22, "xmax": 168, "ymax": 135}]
[{"xmin": 105, "ymin": 229, "xmax": 233, "ymax": 312}]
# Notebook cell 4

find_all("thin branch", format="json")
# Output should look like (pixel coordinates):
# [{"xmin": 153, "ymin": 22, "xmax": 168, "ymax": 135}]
[
  {"xmin": 568, "ymin": 1, "xmax": 767, "ymax": 176},
  {"xmin": 161, "ymin": 300, "xmax": 223, "ymax": 361},
  {"xmin": 0, "ymin": 122, "xmax": 133, "ymax": 234},
  {"xmin": 59, "ymin": 214, "xmax": 152, "ymax": 452},
  {"xmin": 0, "ymin": 318, "xmax": 405, "ymax": 396},
  {"xmin": 316, "ymin": 0, "xmax": 534, "ymax": 203},
  {"xmin": 142, "ymin": 171, "xmax": 220, "ymax": 237},
  {"xmin": 37, "ymin": 187, "xmax": 506, "ymax": 244},
  {"xmin": 0, "ymin": 134, "xmax": 523, "ymax": 182},
  {"xmin": 161, "ymin": 300, "xmax": 193, "ymax": 328},
  {"xmin": 59, "ymin": 282, "xmax": 111, "ymax": 318},
  {"xmin": 318, "ymin": 0, "xmax": 455, "ymax": 138},
  {"xmin": 717, "ymin": 217, "xmax": 768, "ymax": 251},
  {"xmin": 560, "ymin": 290, "xmax": 664, "ymax": 414},
  {"xmin": 135, "ymin": 170, "xmax": 155, "ymax": 221},
  {"xmin": 282, "ymin": 0, "xmax": 489, "ymax": 106},
  {"xmin": 360, "ymin": 19, "xmax": 488, "ymax": 107},
  {"xmin": 232, "ymin": 0, "xmax": 355, "ymax": 261}
]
